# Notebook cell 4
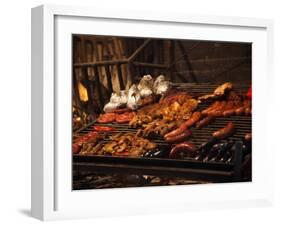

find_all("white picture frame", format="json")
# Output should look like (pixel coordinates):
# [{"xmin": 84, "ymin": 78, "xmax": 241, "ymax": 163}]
[{"xmin": 31, "ymin": 4, "xmax": 274, "ymax": 221}]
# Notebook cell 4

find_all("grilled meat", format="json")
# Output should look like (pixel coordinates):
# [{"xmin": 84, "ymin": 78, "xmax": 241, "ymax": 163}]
[
  {"xmin": 97, "ymin": 113, "xmax": 116, "ymax": 123},
  {"xmin": 101, "ymin": 133, "xmax": 157, "ymax": 157},
  {"xmin": 115, "ymin": 112, "xmax": 136, "ymax": 123},
  {"xmin": 97, "ymin": 111, "xmax": 136, "ymax": 124},
  {"xmin": 73, "ymin": 131, "xmax": 104, "ymax": 155},
  {"xmin": 214, "ymin": 82, "xmax": 233, "ymax": 96},
  {"xmin": 201, "ymin": 91, "xmax": 251, "ymax": 119},
  {"xmin": 129, "ymin": 92, "xmax": 198, "ymax": 129},
  {"xmin": 198, "ymin": 82, "xmax": 233, "ymax": 101}
]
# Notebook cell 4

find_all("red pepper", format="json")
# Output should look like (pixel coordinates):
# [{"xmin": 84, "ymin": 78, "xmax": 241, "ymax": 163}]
[{"xmin": 247, "ymin": 86, "xmax": 252, "ymax": 99}]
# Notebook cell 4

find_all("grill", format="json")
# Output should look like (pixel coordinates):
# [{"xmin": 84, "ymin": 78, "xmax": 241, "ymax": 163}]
[{"xmin": 73, "ymin": 83, "xmax": 251, "ymax": 187}]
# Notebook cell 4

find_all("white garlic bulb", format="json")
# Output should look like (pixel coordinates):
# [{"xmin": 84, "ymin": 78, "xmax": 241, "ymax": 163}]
[
  {"xmin": 127, "ymin": 84, "xmax": 141, "ymax": 110},
  {"xmin": 137, "ymin": 75, "xmax": 154, "ymax": 98},
  {"xmin": 103, "ymin": 102, "xmax": 121, "ymax": 113},
  {"xmin": 153, "ymin": 75, "xmax": 170, "ymax": 95}
]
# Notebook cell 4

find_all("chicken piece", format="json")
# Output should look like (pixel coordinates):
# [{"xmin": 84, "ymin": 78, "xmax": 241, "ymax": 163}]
[
  {"xmin": 102, "ymin": 142, "xmax": 119, "ymax": 154},
  {"xmin": 214, "ymin": 82, "xmax": 233, "ymax": 96},
  {"xmin": 198, "ymin": 82, "xmax": 233, "ymax": 102},
  {"xmin": 161, "ymin": 92, "xmax": 192, "ymax": 105}
]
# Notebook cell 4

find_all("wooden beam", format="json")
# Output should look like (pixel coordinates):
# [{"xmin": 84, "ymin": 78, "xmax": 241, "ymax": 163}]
[
  {"xmin": 93, "ymin": 65, "xmax": 104, "ymax": 110},
  {"xmin": 81, "ymin": 67, "xmax": 94, "ymax": 113},
  {"xmin": 116, "ymin": 63, "xmax": 125, "ymax": 90},
  {"xmin": 74, "ymin": 59, "xmax": 128, "ymax": 67},
  {"xmin": 72, "ymin": 69, "xmax": 85, "ymax": 124},
  {"xmin": 104, "ymin": 64, "xmax": 113, "ymax": 94},
  {"xmin": 128, "ymin": 39, "xmax": 152, "ymax": 62},
  {"xmin": 168, "ymin": 40, "xmax": 175, "ymax": 82},
  {"xmin": 214, "ymin": 58, "xmax": 250, "ymax": 78},
  {"xmin": 177, "ymin": 41, "xmax": 198, "ymax": 83},
  {"xmin": 133, "ymin": 62, "xmax": 169, "ymax": 69}
]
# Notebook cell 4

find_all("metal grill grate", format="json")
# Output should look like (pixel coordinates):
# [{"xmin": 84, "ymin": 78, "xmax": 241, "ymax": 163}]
[{"xmin": 73, "ymin": 83, "xmax": 251, "ymax": 185}]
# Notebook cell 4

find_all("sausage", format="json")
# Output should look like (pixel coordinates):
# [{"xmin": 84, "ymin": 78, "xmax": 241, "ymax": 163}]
[
  {"xmin": 202, "ymin": 101, "xmax": 221, "ymax": 115},
  {"xmin": 164, "ymin": 112, "xmax": 201, "ymax": 139},
  {"xmin": 164, "ymin": 130, "xmax": 192, "ymax": 143},
  {"xmin": 207, "ymin": 101, "xmax": 227, "ymax": 116},
  {"xmin": 183, "ymin": 112, "xmax": 202, "ymax": 128},
  {"xmin": 222, "ymin": 100, "xmax": 237, "ymax": 117},
  {"xmin": 196, "ymin": 116, "xmax": 215, "ymax": 129},
  {"xmin": 222, "ymin": 109, "xmax": 235, "ymax": 117},
  {"xmin": 208, "ymin": 110, "xmax": 223, "ymax": 117},
  {"xmin": 212, "ymin": 122, "xmax": 235, "ymax": 140},
  {"xmin": 169, "ymin": 142, "xmax": 196, "ymax": 159},
  {"xmin": 235, "ymin": 107, "xmax": 245, "ymax": 116}
]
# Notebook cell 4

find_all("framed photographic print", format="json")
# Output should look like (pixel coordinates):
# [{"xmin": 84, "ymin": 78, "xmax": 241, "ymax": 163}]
[{"xmin": 31, "ymin": 4, "xmax": 274, "ymax": 221}]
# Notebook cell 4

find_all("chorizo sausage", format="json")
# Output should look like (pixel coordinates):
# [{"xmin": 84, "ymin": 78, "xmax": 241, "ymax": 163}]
[
  {"xmin": 169, "ymin": 142, "xmax": 196, "ymax": 159},
  {"xmin": 196, "ymin": 116, "xmax": 215, "ymax": 129},
  {"xmin": 164, "ymin": 112, "xmax": 201, "ymax": 138},
  {"xmin": 164, "ymin": 130, "xmax": 192, "ymax": 143},
  {"xmin": 212, "ymin": 122, "xmax": 235, "ymax": 140},
  {"xmin": 207, "ymin": 101, "xmax": 227, "ymax": 116},
  {"xmin": 222, "ymin": 109, "xmax": 235, "ymax": 117},
  {"xmin": 183, "ymin": 112, "xmax": 202, "ymax": 128},
  {"xmin": 201, "ymin": 101, "xmax": 221, "ymax": 115}
]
